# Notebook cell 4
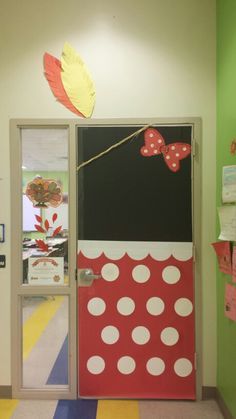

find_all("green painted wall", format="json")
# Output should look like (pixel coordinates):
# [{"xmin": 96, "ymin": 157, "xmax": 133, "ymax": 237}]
[{"xmin": 217, "ymin": 1, "xmax": 236, "ymax": 416}]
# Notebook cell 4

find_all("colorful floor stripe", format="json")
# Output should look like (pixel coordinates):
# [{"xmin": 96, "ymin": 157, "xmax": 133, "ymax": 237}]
[
  {"xmin": 47, "ymin": 335, "xmax": 68, "ymax": 385},
  {"xmin": 53, "ymin": 399, "xmax": 98, "ymax": 419},
  {"xmin": 23, "ymin": 296, "xmax": 64, "ymax": 360},
  {"xmin": 0, "ymin": 400, "xmax": 18, "ymax": 419},
  {"xmin": 1, "ymin": 399, "xmax": 225, "ymax": 419},
  {"xmin": 11, "ymin": 400, "xmax": 58, "ymax": 419},
  {"xmin": 23, "ymin": 297, "xmax": 68, "ymax": 388},
  {"xmin": 96, "ymin": 400, "xmax": 139, "ymax": 419}
]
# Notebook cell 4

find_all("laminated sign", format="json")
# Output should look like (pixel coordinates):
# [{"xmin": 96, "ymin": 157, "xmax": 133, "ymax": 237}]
[{"xmin": 28, "ymin": 257, "xmax": 64, "ymax": 285}]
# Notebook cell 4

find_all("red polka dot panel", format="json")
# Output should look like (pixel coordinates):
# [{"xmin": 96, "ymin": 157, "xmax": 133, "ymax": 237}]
[{"xmin": 78, "ymin": 243, "xmax": 195, "ymax": 399}]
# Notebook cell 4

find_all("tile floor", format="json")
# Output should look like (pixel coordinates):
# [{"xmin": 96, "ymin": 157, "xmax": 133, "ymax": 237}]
[
  {"xmin": 1, "ymin": 297, "xmax": 225, "ymax": 419},
  {"xmin": 0, "ymin": 398, "xmax": 224, "ymax": 419}
]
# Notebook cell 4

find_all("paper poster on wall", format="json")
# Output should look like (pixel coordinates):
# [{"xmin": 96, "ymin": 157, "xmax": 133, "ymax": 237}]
[
  {"xmin": 225, "ymin": 283, "xmax": 236, "ymax": 321},
  {"xmin": 218, "ymin": 205, "xmax": 236, "ymax": 241},
  {"xmin": 232, "ymin": 247, "xmax": 236, "ymax": 283},
  {"xmin": 222, "ymin": 166, "xmax": 236, "ymax": 203},
  {"xmin": 28, "ymin": 257, "xmax": 64, "ymax": 285},
  {"xmin": 212, "ymin": 241, "xmax": 232, "ymax": 275}
]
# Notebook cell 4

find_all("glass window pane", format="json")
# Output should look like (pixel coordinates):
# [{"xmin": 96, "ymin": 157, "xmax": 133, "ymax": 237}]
[
  {"xmin": 21, "ymin": 128, "xmax": 69, "ymax": 285},
  {"xmin": 22, "ymin": 295, "xmax": 69, "ymax": 389}
]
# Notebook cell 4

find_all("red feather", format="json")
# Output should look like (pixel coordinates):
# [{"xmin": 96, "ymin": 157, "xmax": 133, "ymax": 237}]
[
  {"xmin": 44, "ymin": 219, "xmax": 49, "ymax": 231},
  {"xmin": 52, "ymin": 213, "xmax": 58, "ymax": 223},
  {"xmin": 52, "ymin": 225, "xmax": 62, "ymax": 237},
  {"xmin": 35, "ymin": 214, "xmax": 42, "ymax": 223},
  {"xmin": 35, "ymin": 224, "xmax": 45, "ymax": 233},
  {"xmin": 44, "ymin": 53, "xmax": 85, "ymax": 118}
]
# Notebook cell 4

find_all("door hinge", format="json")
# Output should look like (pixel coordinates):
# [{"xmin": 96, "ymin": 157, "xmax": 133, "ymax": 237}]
[
  {"xmin": 194, "ymin": 352, "xmax": 198, "ymax": 370},
  {"xmin": 193, "ymin": 244, "xmax": 196, "ymax": 263},
  {"xmin": 192, "ymin": 138, "xmax": 196, "ymax": 157}
]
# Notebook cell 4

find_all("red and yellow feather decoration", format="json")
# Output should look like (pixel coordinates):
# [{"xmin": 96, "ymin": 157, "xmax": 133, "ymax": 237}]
[{"xmin": 44, "ymin": 43, "xmax": 95, "ymax": 118}]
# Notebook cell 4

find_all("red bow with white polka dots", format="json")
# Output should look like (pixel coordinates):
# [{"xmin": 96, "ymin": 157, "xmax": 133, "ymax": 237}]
[{"xmin": 140, "ymin": 128, "xmax": 191, "ymax": 172}]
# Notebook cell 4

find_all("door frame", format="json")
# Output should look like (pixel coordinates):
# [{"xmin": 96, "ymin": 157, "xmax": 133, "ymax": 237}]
[{"xmin": 10, "ymin": 117, "xmax": 202, "ymax": 400}]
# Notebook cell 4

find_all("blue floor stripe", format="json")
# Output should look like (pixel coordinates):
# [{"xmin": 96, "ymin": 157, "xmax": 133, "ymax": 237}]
[
  {"xmin": 53, "ymin": 399, "xmax": 98, "ymax": 419},
  {"xmin": 47, "ymin": 335, "xmax": 68, "ymax": 385}
]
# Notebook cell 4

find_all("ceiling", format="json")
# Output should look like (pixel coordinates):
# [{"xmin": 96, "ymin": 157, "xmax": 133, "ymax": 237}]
[{"xmin": 21, "ymin": 128, "xmax": 68, "ymax": 171}]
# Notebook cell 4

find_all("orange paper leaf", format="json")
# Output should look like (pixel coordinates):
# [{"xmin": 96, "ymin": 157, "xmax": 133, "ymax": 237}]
[
  {"xmin": 35, "ymin": 224, "xmax": 45, "ymax": 233},
  {"xmin": 52, "ymin": 225, "xmax": 62, "ymax": 237},
  {"xmin": 44, "ymin": 219, "xmax": 49, "ymax": 231},
  {"xmin": 35, "ymin": 214, "xmax": 42, "ymax": 223},
  {"xmin": 52, "ymin": 213, "xmax": 58, "ymax": 223}
]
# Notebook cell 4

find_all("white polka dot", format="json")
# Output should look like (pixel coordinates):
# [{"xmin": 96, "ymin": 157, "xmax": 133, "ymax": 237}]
[
  {"xmin": 149, "ymin": 133, "xmax": 154, "ymax": 138},
  {"xmin": 117, "ymin": 297, "xmax": 135, "ymax": 315},
  {"xmin": 132, "ymin": 265, "xmax": 150, "ymax": 283},
  {"xmin": 176, "ymin": 153, "xmax": 180, "ymax": 157},
  {"xmin": 174, "ymin": 358, "xmax": 193, "ymax": 377},
  {"xmin": 162, "ymin": 266, "xmax": 181, "ymax": 284},
  {"xmin": 101, "ymin": 325, "xmax": 119, "ymax": 344},
  {"xmin": 175, "ymin": 298, "xmax": 193, "ymax": 317},
  {"xmin": 150, "ymin": 143, "xmax": 155, "ymax": 148},
  {"xmin": 154, "ymin": 150, "xmax": 158, "ymax": 154},
  {"xmin": 146, "ymin": 357, "xmax": 165, "ymax": 376},
  {"xmin": 143, "ymin": 149, "xmax": 148, "ymax": 153},
  {"xmin": 101, "ymin": 263, "xmax": 119, "ymax": 282},
  {"xmin": 117, "ymin": 356, "xmax": 136, "ymax": 374},
  {"xmin": 171, "ymin": 146, "xmax": 175, "ymax": 150},
  {"xmin": 132, "ymin": 326, "xmax": 150, "ymax": 345},
  {"xmin": 87, "ymin": 356, "xmax": 105, "ymax": 374},
  {"xmin": 182, "ymin": 147, "xmax": 187, "ymax": 151},
  {"xmin": 166, "ymin": 155, "xmax": 170, "ymax": 160},
  {"xmin": 161, "ymin": 327, "xmax": 179, "ymax": 346},
  {"xmin": 158, "ymin": 139, "xmax": 162, "ymax": 143},
  {"xmin": 172, "ymin": 163, "xmax": 177, "ymax": 168},
  {"xmin": 146, "ymin": 297, "xmax": 165, "ymax": 315},
  {"xmin": 87, "ymin": 298, "xmax": 106, "ymax": 316}
]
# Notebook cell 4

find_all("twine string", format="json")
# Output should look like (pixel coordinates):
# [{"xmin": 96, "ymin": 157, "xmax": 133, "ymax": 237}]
[{"xmin": 77, "ymin": 124, "xmax": 150, "ymax": 171}]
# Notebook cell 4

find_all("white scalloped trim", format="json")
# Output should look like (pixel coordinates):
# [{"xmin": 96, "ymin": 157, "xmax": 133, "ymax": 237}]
[{"xmin": 78, "ymin": 241, "xmax": 192, "ymax": 261}]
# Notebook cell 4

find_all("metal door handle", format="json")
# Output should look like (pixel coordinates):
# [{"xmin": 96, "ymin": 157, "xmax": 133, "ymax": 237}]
[{"xmin": 77, "ymin": 268, "xmax": 101, "ymax": 287}]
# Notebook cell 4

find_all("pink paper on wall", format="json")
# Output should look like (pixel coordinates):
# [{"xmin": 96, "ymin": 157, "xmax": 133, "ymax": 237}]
[
  {"xmin": 212, "ymin": 241, "xmax": 232, "ymax": 275},
  {"xmin": 232, "ymin": 247, "xmax": 236, "ymax": 283},
  {"xmin": 225, "ymin": 283, "xmax": 236, "ymax": 321}
]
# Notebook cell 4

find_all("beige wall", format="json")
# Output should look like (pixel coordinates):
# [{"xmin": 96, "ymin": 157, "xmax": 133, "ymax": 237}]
[{"xmin": 0, "ymin": 0, "xmax": 216, "ymax": 386}]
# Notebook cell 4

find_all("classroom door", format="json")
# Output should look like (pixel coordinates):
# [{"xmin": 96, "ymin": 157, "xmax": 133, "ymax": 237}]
[{"xmin": 77, "ymin": 124, "xmax": 196, "ymax": 399}]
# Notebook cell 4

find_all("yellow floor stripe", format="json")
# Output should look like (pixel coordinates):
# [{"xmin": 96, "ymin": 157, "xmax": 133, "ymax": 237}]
[
  {"xmin": 23, "ymin": 296, "xmax": 64, "ymax": 360},
  {"xmin": 0, "ymin": 400, "xmax": 18, "ymax": 419},
  {"xmin": 96, "ymin": 400, "xmax": 139, "ymax": 419}
]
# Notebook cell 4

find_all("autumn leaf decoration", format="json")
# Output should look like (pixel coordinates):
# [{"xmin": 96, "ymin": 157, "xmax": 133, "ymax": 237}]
[
  {"xmin": 34, "ymin": 213, "xmax": 62, "ymax": 252},
  {"xmin": 44, "ymin": 43, "xmax": 96, "ymax": 118}
]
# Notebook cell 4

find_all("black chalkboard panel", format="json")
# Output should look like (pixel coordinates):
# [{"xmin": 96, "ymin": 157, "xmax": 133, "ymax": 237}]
[{"xmin": 77, "ymin": 125, "xmax": 192, "ymax": 242}]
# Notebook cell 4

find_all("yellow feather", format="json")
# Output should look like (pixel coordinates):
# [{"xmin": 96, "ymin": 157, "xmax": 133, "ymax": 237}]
[{"xmin": 61, "ymin": 43, "xmax": 95, "ymax": 118}]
